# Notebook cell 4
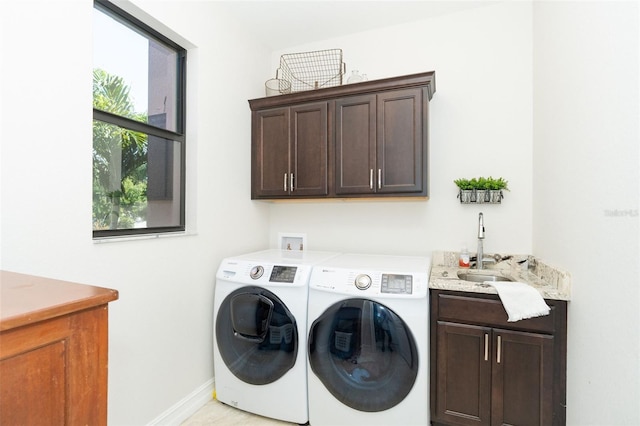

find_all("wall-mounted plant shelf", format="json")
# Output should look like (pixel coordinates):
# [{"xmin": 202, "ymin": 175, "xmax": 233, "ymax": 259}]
[
  {"xmin": 454, "ymin": 176, "xmax": 508, "ymax": 204},
  {"xmin": 458, "ymin": 189, "xmax": 504, "ymax": 204}
]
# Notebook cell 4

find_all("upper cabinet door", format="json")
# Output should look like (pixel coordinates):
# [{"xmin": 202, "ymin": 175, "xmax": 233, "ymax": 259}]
[
  {"xmin": 252, "ymin": 107, "xmax": 290, "ymax": 198},
  {"xmin": 376, "ymin": 88, "xmax": 424, "ymax": 194},
  {"xmin": 290, "ymin": 102, "xmax": 329, "ymax": 196},
  {"xmin": 335, "ymin": 94, "xmax": 376, "ymax": 195}
]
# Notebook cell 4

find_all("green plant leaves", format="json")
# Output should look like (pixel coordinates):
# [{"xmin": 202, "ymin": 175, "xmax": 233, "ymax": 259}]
[{"xmin": 453, "ymin": 176, "xmax": 509, "ymax": 190}]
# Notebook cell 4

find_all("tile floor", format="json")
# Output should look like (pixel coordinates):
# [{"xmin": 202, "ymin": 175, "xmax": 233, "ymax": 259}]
[{"xmin": 181, "ymin": 399, "xmax": 298, "ymax": 425}]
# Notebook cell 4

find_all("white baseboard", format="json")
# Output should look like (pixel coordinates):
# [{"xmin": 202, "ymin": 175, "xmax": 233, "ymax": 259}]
[{"xmin": 147, "ymin": 378, "xmax": 214, "ymax": 425}]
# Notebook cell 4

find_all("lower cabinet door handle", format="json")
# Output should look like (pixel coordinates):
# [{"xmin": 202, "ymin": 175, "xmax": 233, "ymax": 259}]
[
  {"xmin": 497, "ymin": 335, "xmax": 502, "ymax": 364},
  {"xmin": 484, "ymin": 333, "xmax": 489, "ymax": 361}
]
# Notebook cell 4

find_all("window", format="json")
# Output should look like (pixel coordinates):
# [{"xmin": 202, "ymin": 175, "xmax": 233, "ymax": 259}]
[{"xmin": 93, "ymin": 0, "xmax": 186, "ymax": 238}]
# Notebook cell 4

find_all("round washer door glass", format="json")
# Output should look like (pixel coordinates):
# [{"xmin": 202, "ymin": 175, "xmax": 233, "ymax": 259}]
[
  {"xmin": 308, "ymin": 298, "xmax": 418, "ymax": 412},
  {"xmin": 216, "ymin": 286, "xmax": 297, "ymax": 385}
]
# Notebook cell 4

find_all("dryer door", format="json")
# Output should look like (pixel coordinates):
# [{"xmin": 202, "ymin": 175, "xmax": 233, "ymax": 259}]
[
  {"xmin": 216, "ymin": 286, "xmax": 298, "ymax": 385},
  {"xmin": 308, "ymin": 298, "xmax": 419, "ymax": 412}
]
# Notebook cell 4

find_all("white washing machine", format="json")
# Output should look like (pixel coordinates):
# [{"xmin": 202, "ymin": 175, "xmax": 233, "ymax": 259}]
[
  {"xmin": 213, "ymin": 249, "xmax": 340, "ymax": 424},
  {"xmin": 307, "ymin": 253, "xmax": 431, "ymax": 425}
]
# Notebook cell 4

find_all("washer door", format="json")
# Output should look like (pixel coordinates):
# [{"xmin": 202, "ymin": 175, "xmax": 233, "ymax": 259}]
[
  {"xmin": 216, "ymin": 286, "xmax": 298, "ymax": 385},
  {"xmin": 308, "ymin": 298, "xmax": 418, "ymax": 412}
]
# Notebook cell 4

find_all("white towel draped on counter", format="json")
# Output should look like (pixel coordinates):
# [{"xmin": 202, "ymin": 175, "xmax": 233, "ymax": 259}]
[{"xmin": 487, "ymin": 281, "xmax": 550, "ymax": 322}]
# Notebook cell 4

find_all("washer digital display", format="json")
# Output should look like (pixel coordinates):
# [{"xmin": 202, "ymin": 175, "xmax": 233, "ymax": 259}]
[
  {"xmin": 269, "ymin": 265, "xmax": 298, "ymax": 283},
  {"xmin": 381, "ymin": 274, "xmax": 413, "ymax": 294}
]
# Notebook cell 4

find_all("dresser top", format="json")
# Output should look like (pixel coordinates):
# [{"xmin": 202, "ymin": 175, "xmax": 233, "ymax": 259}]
[{"xmin": 1, "ymin": 271, "xmax": 119, "ymax": 331}]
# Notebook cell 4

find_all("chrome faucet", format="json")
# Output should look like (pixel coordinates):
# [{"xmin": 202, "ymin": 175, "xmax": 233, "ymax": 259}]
[{"xmin": 477, "ymin": 212, "xmax": 485, "ymax": 270}]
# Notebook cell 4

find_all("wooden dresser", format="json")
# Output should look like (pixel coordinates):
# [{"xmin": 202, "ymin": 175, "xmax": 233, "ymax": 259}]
[{"xmin": 0, "ymin": 271, "xmax": 119, "ymax": 425}]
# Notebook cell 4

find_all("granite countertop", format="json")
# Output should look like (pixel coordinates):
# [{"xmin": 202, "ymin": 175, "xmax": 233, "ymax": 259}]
[{"xmin": 429, "ymin": 251, "xmax": 571, "ymax": 301}]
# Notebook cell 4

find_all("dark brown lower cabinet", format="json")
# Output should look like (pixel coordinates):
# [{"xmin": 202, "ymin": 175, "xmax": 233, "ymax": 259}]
[{"xmin": 430, "ymin": 290, "xmax": 567, "ymax": 426}]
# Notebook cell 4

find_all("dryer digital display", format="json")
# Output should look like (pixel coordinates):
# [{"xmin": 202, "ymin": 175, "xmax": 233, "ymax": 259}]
[
  {"xmin": 270, "ymin": 266, "xmax": 298, "ymax": 283},
  {"xmin": 381, "ymin": 274, "xmax": 413, "ymax": 294}
]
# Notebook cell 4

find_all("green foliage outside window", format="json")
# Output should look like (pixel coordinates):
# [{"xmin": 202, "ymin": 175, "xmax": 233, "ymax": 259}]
[{"xmin": 92, "ymin": 68, "xmax": 148, "ymax": 230}]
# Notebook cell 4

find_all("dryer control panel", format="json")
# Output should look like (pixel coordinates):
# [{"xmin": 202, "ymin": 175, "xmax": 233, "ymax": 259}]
[
  {"xmin": 381, "ymin": 274, "xmax": 413, "ymax": 294},
  {"xmin": 310, "ymin": 268, "xmax": 429, "ymax": 298},
  {"xmin": 308, "ymin": 252, "xmax": 431, "ymax": 298}
]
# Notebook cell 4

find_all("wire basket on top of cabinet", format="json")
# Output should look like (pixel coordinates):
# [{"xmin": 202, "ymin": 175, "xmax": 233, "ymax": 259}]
[{"xmin": 279, "ymin": 48, "xmax": 346, "ymax": 92}]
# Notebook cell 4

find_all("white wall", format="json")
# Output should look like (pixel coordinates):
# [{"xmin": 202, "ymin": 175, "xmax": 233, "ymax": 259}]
[
  {"xmin": 1, "ymin": 1, "xmax": 638, "ymax": 425},
  {"xmin": 267, "ymin": 2, "xmax": 534, "ymax": 260},
  {"xmin": 533, "ymin": 1, "xmax": 640, "ymax": 424},
  {"xmin": 0, "ymin": 1, "xmax": 271, "ymax": 424}
]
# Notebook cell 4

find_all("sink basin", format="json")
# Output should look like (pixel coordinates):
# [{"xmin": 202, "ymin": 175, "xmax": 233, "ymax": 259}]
[{"xmin": 457, "ymin": 271, "xmax": 513, "ymax": 283}]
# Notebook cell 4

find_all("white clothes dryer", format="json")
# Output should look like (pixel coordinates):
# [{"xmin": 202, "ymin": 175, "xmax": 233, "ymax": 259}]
[
  {"xmin": 307, "ymin": 253, "xmax": 431, "ymax": 426},
  {"xmin": 213, "ymin": 249, "xmax": 340, "ymax": 424}
]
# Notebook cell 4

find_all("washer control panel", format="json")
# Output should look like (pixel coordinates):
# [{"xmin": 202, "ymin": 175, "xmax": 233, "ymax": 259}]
[
  {"xmin": 248, "ymin": 264, "xmax": 298, "ymax": 283},
  {"xmin": 269, "ymin": 265, "xmax": 298, "ymax": 283},
  {"xmin": 218, "ymin": 260, "xmax": 306, "ymax": 286}
]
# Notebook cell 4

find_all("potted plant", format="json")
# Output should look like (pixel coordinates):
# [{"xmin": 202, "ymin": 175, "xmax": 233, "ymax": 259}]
[
  {"xmin": 475, "ymin": 177, "xmax": 489, "ymax": 203},
  {"xmin": 485, "ymin": 176, "xmax": 509, "ymax": 203},
  {"xmin": 454, "ymin": 176, "xmax": 509, "ymax": 204},
  {"xmin": 454, "ymin": 178, "xmax": 476, "ymax": 202}
]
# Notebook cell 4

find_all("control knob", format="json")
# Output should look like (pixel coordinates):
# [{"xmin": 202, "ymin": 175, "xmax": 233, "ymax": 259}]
[
  {"xmin": 354, "ymin": 274, "xmax": 372, "ymax": 290},
  {"xmin": 250, "ymin": 265, "xmax": 264, "ymax": 279}
]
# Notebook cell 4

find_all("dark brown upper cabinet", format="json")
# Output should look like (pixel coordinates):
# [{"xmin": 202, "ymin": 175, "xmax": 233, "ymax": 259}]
[
  {"xmin": 249, "ymin": 72, "xmax": 435, "ymax": 200},
  {"xmin": 335, "ymin": 87, "xmax": 424, "ymax": 195},
  {"xmin": 252, "ymin": 102, "xmax": 329, "ymax": 198}
]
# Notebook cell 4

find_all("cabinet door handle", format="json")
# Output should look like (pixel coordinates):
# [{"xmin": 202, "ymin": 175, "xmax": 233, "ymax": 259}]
[
  {"xmin": 497, "ymin": 335, "xmax": 502, "ymax": 364},
  {"xmin": 378, "ymin": 169, "xmax": 382, "ymax": 189},
  {"xmin": 283, "ymin": 173, "xmax": 288, "ymax": 192},
  {"xmin": 484, "ymin": 333, "xmax": 489, "ymax": 361},
  {"xmin": 369, "ymin": 169, "xmax": 374, "ymax": 190},
  {"xmin": 290, "ymin": 173, "xmax": 294, "ymax": 191}
]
